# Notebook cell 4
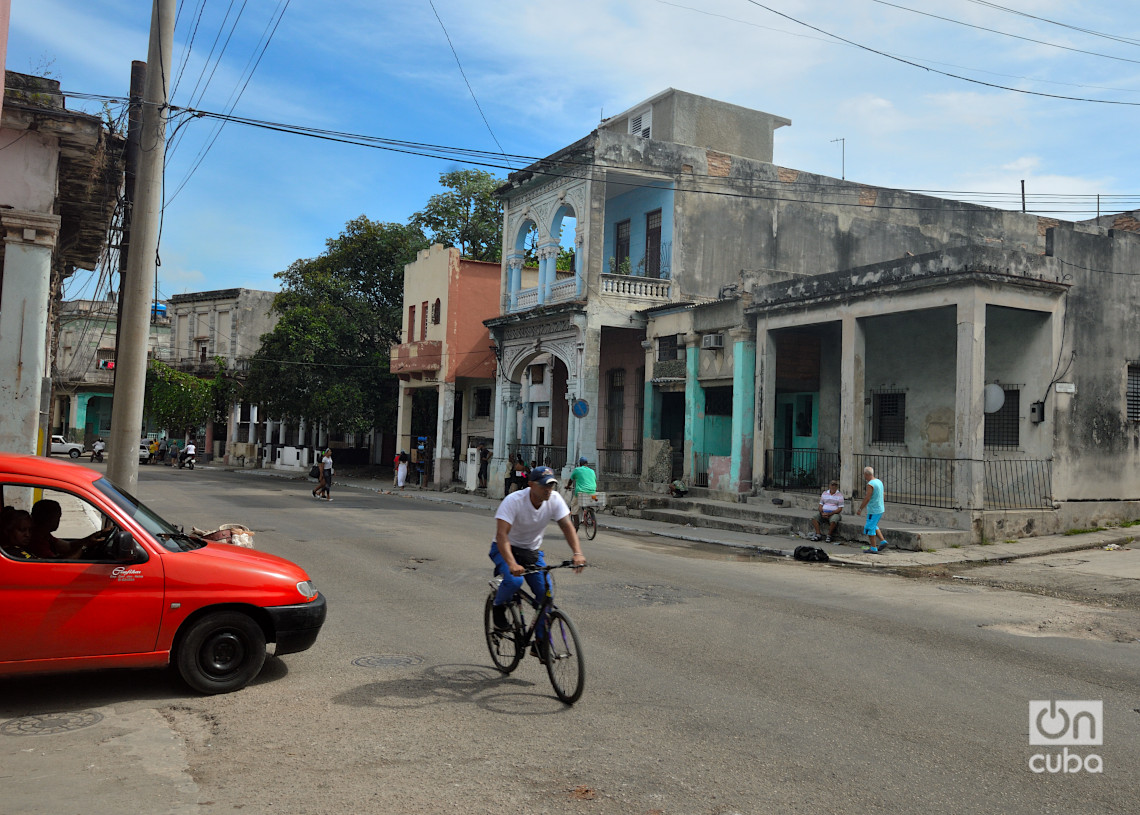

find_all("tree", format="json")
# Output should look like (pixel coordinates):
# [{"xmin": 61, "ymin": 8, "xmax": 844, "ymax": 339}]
[
  {"xmin": 412, "ymin": 169, "xmax": 504, "ymax": 261},
  {"xmin": 244, "ymin": 217, "xmax": 429, "ymax": 434},
  {"xmin": 144, "ymin": 358, "xmax": 240, "ymax": 439}
]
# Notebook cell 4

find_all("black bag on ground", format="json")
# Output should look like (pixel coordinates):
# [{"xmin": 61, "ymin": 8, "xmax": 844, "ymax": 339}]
[
  {"xmin": 309, "ymin": 464, "xmax": 320, "ymax": 479},
  {"xmin": 793, "ymin": 545, "xmax": 830, "ymax": 563}
]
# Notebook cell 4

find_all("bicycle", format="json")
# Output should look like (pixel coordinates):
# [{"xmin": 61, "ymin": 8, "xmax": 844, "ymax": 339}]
[
  {"xmin": 483, "ymin": 561, "xmax": 586, "ymax": 704},
  {"xmin": 572, "ymin": 492, "xmax": 604, "ymax": 541}
]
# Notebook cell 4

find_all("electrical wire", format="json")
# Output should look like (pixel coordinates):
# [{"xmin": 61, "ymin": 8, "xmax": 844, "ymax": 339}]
[{"xmin": 958, "ymin": 0, "xmax": 1140, "ymax": 49}]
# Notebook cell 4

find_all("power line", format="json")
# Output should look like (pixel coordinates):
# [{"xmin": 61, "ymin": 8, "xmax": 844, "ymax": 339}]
[
  {"xmin": 740, "ymin": 0, "xmax": 1140, "ymax": 106},
  {"xmin": 867, "ymin": 0, "xmax": 1140, "ymax": 66},
  {"xmin": 959, "ymin": 0, "xmax": 1140, "ymax": 49}
]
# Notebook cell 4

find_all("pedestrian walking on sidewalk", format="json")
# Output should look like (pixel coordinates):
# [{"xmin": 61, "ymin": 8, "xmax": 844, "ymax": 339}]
[
  {"xmin": 397, "ymin": 450, "xmax": 409, "ymax": 488},
  {"xmin": 854, "ymin": 466, "xmax": 887, "ymax": 553},
  {"xmin": 319, "ymin": 449, "xmax": 334, "ymax": 501}
]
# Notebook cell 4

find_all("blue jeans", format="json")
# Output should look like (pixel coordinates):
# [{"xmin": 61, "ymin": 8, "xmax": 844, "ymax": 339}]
[{"xmin": 489, "ymin": 544, "xmax": 550, "ymax": 634}]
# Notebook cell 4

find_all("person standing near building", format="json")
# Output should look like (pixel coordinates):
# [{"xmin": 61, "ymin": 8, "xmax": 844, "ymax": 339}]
[
  {"xmin": 319, "ymin": 449, "xmax": 334, "ymax": 501},
  {"xmin": 854, "ymin": 466, "xmax": 888, "ymax": 553},
  {"xmin": 397, "ymin": 450, "xmax": 409, "ymax": 489},
  {"xmin": 564, "ymin": 457, "xmax": 597, "ymax": 531}
]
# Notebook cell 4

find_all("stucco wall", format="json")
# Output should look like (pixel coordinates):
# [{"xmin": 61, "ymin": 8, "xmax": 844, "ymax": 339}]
[{"xmin": 0, "ymin": 126, "xmax": 57, "ymax": 212}]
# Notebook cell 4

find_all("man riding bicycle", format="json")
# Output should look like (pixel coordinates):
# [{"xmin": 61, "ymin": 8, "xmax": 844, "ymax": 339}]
[
  {"xmin": 564, "ymin": 456, "xmax": 597, "ymax": 531},
  {"xmin": 490, "ymin": 466, "xmax": 586, "ymax": 636}
]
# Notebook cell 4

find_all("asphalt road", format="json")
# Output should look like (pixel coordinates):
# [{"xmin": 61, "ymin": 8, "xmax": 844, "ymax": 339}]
[{"xmin": 2, "ymin": 464, "xmax": 1138, "ymax": 814}]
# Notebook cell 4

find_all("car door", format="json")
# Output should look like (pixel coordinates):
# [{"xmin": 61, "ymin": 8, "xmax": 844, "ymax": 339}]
[{"xmin": 0, "ymin": 483, "xmax": 166, "ymax": 662}]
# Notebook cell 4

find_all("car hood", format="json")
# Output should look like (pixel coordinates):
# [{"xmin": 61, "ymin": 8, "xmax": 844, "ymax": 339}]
[{"xmin": 160, "ymin": 541, "xmax": 315, "ymax": 602}]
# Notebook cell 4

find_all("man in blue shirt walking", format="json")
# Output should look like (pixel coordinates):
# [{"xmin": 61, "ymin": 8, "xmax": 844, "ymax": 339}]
[{"xmin": 854, "ymin": 466, "xmax": 888, "ymax": 553}]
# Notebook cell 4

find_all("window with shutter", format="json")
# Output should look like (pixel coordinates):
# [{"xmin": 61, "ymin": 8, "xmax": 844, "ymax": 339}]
[{"xmin": 628, "ymin": 108, "xmax": 652, "ymax": 138}]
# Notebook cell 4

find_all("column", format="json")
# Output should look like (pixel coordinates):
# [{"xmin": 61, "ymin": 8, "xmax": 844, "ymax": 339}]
[
  {"xmin": 76, "ymin": 392, "xmax": 94, "ymax": 437},
  {"xmin": 684, "ymin": 333, "xmax": 705, "ymax": 481},
  {"xmin": 564, "ymin": 380, "xmax": 579, "ymax": 479},
  {"xmin": 247, "ymin": 404, "xmax": 258, "ymax": 443},
  {"xmin": 0, "ymin": 211, "xmax": 60, "ymax": 454},
  {"xmin": 839, "ymin": 316, "xmax": 865, "ymax": 493},
  {"xmin": 507, "ymin": 256, "xmax": 523, "ymax": 310},
  {"xmin": 396, "ymin": 382, "xmax": 413, "ymax": 457},
  {"xmin": 641, "ymin": 341, "xmax": 657, "ymax": 446},
  {"xmin": 574, "ymin": 229, "xmax": 586, "ymax": 297},
  {"xmin": 954, "ymin": 294, "xmax": 986, "ymax": 511},
  {"xmin": 435, "ymin": 381, "xmax": 456, "ymax": 486},
  {"xmin": 317, "ymin": 421, "xmax": 327, "ymax": 449},
  {"xmin": 297, "ymin": 418, "xmax": 309, "ymax": 466},
  {"xmin": 730, "ymin": 328, "xmax": 756, "ymax": 494},
  {"xmin": 490, "ymin": 379, "xmax": 521, "ymax": 498}
]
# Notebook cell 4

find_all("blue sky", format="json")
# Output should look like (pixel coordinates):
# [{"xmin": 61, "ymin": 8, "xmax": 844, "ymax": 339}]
[{"xmin": 10, "ymin": 0, "xmax": 1140, "ymax": 299}]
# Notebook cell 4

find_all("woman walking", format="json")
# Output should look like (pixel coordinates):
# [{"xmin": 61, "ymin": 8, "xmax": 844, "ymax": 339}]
[
  {"xmin": 319, "ymin": 448, "xmax": 334, "ymax": 501},
  {"xmin": 396, "ymin": 450, "xmax": 409, "ymax": 488}
]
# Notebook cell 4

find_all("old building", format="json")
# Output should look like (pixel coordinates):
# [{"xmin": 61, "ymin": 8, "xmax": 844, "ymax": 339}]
[
  {"xmin": 0, "ymin": 72, "xmax": 124, "ymax": 453},
  {"xmin": 391, "ymin": 244, "xmax": 500, "ymax": 486},
  {"xmin": 51, "ymin": 297, "xmax": 171, "ymax": 441},
  {"xmin": 489, "ymin": 87, "xmax": 1140, "ymax": 541},
  {"xmin": 166, "ymin": 288, "xmax": 276, "ymax": 462}
]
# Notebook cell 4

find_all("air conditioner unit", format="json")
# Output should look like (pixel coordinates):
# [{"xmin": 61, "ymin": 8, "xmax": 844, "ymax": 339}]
[{"xmin": 701, "ymin": 333, "xmax": 724, "ymax": 350}]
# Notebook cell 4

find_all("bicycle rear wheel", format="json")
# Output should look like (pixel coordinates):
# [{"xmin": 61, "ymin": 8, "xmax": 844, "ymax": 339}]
[
  {"xmin": 484, "ymin": 594, "xmax": 524, "ymax": 673},
  {"xmin": 542, "ymin": 609, "xmax": 585, "ymax": 704},
  {"xmin": 582, "ymin": 507, "xmax": 597, "ymax": 540}
]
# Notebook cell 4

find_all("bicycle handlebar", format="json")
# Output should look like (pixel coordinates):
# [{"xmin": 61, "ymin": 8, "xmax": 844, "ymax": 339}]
[{"xmin": 519, "ymin": 560, "xmax": 588, "ymax": 576}]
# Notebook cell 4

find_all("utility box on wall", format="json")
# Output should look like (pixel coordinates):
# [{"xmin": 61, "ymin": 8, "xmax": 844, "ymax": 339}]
[{"xmin": 1030, "ymin": 401, "xmax": 1045, "ymax": 424}]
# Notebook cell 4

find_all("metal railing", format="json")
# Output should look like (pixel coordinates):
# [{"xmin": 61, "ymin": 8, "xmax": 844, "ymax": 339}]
[
  {"xmin": 693, "ymin": 451, "xmax": 709, "ymax": 488},
  {"xmin": 765, "ymin": 449, "xmax": 841, "ymax": 494},
  {"xmin": 510, "ymin": 444, "xmax": 567, "ymax": 472},
  {"xmin": 984, "ymin": 458, "xmax": 1053, "ymax": 509},
  {"xmin": 857, "ymin": 453, "xmax": 956, "ymax": 509},
  {"xmin": 598, "ymin": 446, "xmax": 642, "ymax": 477}
]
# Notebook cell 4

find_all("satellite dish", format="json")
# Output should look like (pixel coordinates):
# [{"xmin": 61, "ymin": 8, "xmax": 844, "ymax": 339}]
[{"xmin": 983, "ymin": 383, "xmax": 1005, "ymax": 414}]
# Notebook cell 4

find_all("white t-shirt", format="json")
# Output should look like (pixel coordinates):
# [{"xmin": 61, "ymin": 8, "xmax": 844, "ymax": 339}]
[
  {"xmin": 494, "ymin": 487, "xmax": 570, "ymax": 551},
  {"xmin": 185, "ymin": 443, "xmax": 196, "ymax": 455},
  {"xmin": 322, "ymin": 454, "xmax": 332, "ymax": 471}
]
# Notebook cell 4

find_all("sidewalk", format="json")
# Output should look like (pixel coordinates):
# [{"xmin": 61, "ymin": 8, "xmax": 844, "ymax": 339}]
[{"xmin": 219, "ymin": 463, "xmax": 1140, "ymax": 572}]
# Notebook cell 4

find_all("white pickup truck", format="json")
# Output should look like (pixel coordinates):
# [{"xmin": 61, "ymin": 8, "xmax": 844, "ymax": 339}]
[{"xmin": 49, "ymin": 435, "xmax": 86, "ymax": 458}]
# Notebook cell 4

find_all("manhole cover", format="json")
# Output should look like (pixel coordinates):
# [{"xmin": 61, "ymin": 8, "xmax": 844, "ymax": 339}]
[
  {"xmin": 353, "ymin": 655, "xmax": 424, "ymax": 668},
  {"xmin": 1, "ymin": 711, "xmax": 104, "ymax": 736}
]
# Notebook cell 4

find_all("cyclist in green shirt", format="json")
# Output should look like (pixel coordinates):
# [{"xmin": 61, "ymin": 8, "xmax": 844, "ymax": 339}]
[{"xmin": 565, "ymin": 457, "xmax": 597, "ymax": 530}]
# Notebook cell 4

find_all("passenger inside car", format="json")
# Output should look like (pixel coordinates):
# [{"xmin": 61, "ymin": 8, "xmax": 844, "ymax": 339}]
[{"xmin": 0, "ymin": 507, "xmax": 36, "ymax": 559}]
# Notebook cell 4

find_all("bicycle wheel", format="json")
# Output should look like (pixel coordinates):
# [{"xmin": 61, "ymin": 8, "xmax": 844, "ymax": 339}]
[
  {"xmin": 542, "ymin": 609, "xmax": 585, "ymax": 704},
  {"xmin": 484, "ymin": 593, "xmax": 524, "ymax": 673},
  {"xmin": 582, "ymin": 507, "xmax": 597, "ymax": 540}
]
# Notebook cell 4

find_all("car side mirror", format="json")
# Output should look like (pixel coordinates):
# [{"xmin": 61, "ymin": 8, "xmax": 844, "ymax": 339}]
[{"xmin": 111, "ymin": 529, "xmax": 146, "ymax": 563}]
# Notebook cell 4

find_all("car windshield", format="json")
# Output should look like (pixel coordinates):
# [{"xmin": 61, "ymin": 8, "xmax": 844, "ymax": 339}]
[{"xmin": 93, "ymin": 477, "xmax": 206, "ymax": 552}]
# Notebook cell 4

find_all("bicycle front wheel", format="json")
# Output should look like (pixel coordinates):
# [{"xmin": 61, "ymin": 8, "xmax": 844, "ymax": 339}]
[
  {"xmin": 484, "ymin": 593, "xmax": 523, "ymax": 674},
  {"xmin": 543, "ymin": 609, "xmax": 585, "ymax": 704},
  {"xmin": 582, "ymin": 507, "xmax": 597, "ymax": 540}
]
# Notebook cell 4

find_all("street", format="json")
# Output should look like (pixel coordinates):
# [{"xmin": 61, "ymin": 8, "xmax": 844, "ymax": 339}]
[{"xmin": 2, "ymin": 465, "xmax": 1139, "ymax": 815}]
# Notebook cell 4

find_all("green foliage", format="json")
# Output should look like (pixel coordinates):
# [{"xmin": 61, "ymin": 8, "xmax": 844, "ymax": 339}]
[
  {"xmin": 412, "ymin": 169, "xmax": 504, "ymax": 261},
  {"xmin": 608, "ymin": 256, "xmax": 631, "ymax": 275},
  {"xmin": 145, "ymin": 360, "xmax": 215, "ymax": 436},
  {"xmin": 556, "ymin": 247, "xmax": 576, "ymax": 272},
  {"xmin": 244, "ymin": 216, "xmax": 428, "ymax": 433},
  {"xmin": 1063, "ymin": 526, "xmax": 1105, "ymax": 535}
]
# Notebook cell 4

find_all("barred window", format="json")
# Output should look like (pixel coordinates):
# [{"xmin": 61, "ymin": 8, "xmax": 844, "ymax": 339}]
[
  {"xmin": 657, "ymin": 335, "xmax": 679, "ymax": 361},
  {"xmin": 431, "ymin": 299, "xmax": 441, "ymax": 325},
  {"xmin": 530, "ymin": 365, "xmax": 544, "ymax": 384},
  {"xmin": 1128, "ymin": 365, "xmax": 1140, "ymax": 422},
  {"xmin": 984, "ymin": 387, "xmax": 1020, "ymax": 448},
  {"xmin": 474, "ymin": 388, "xmax": 491, "ymax": 418},
  {"xmin": 705, "ymin": 386, "xmax": 732, "ymax": 416},
  {"xmin": 872, "ymin": 390, "xmax": 906, "ymax": 445}
]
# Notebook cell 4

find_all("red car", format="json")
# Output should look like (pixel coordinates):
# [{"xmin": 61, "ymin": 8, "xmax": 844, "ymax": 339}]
[{"xmin": 0, "ymin": 454, "xmax": 326, "ymax": 693}]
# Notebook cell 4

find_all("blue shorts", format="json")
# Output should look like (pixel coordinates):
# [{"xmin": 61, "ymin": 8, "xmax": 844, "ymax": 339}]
[{"xmin": 863, "ymin": 513, "xmax": 883, "ymax": 535}]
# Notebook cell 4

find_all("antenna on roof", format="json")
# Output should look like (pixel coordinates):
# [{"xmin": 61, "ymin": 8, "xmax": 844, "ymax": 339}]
[
  {"xmin": 830, "ymin": 137, "xmax": 845, "ymax": 180},
  {"xmin": 600, "ymin": 107, "xmax": 604, "ymax": 121}
]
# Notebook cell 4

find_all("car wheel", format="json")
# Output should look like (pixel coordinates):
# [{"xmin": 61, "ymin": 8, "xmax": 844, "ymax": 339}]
[
  {"xmin": 176, "ymin": 612, "xmax": 267, "ymax": 694},
  {"xmin": 69, "ymin": 449, "xmax": 80, "ymax": 459}
]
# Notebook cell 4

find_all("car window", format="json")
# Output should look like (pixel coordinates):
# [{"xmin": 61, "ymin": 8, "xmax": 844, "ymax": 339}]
[
  {"xmin": 93, "ymin": 477, "xmax": 206, "ymax": 553},
  {"xmin": 1, "ymin": 484, "xmax": 118, "ymax": 562}
]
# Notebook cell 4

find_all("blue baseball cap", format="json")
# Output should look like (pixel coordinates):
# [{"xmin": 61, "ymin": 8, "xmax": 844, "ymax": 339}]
[
  {"xmin": 528, "ymin": 466, "xmax": 558, "ymax": 486},
  {"xmin": 578, "ymin": 456, "xmax": 588, "ymax": 465}
]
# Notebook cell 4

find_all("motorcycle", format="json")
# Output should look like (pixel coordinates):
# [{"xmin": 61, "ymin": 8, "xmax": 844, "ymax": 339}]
[
  {"xmin": 92, "ymin": 445, "xmax": 105, "ymax": 463},
  {"xmin": 177, "ymin": 451, "xmax": 196, "ymax": 470}
]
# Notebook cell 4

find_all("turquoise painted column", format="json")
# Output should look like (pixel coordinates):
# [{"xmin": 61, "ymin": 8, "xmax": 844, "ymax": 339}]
[
  {"xmin": 684, "ymin": 333, "xmax": 705, "ymax": 481},
  {"xmin": 540, "ymin": 242, "xmax": 560, "ymax": 302},
  {"xmin": 76, "ymin": 393, "xmax": 93, "ymax": 436},
  {"xmin": 730, "ymin": 328, "xmax": 756, "ymax": 494}
]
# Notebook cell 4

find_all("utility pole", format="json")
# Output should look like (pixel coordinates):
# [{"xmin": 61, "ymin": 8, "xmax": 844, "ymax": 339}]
[
  {"xmin": 113, "ymin": 60, "xmax": 146, "ymax": 388},
  {"xmin": 831, "ymin": 137, "xmax": 845, "ymax": 180},
  {"xmin": 108, "ymin": 0, "xmax": 174, "ymax": 491}
]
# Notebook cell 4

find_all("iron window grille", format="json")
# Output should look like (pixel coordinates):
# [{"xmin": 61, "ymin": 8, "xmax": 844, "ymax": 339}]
[
  {"xmin": 705, "ymin": 386, "xmax": 732, "ymax": 416},
  {"xmin": 615, "ymin": 220, "xmax": 631, "ymax": 270},
  {"xmin": 474, "ymin": 388, "xmax": 491, "ymax": 418},
  {"xmin": 1128, "ymin": 364, "xmax": 1140, "ymax": 422},
  {"xmin": 657, "ymin": 334, "xmax": 679, "ymax": 361},
  {"xmin": 984, "ymin": 387, "xmax": 1020, "ymax": 449},
  {"xmin": 871, "ymin": 389, "xmax": 906, "ymax": 445}
]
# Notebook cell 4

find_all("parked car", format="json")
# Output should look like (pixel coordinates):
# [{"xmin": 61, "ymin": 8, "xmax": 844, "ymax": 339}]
[
  {"xmin": 49, "ymin": 435, "xmax": 85, "ymax": 459},
  {"xmin": 139, "ymin": 443, "xmax": 151, "ymax": 464},
  {"xmin": 0, "ymin": 454, "xmax": 326, "ymax": 693}
]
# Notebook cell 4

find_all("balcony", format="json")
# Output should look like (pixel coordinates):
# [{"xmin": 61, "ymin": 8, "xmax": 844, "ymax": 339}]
[
  {"xmin": 600, "ymin": 274, "xmax": 671, "ymax": 300},
  {"xmin": 390, "ymin": 340, "xmax": 443, "ymax": 379}
]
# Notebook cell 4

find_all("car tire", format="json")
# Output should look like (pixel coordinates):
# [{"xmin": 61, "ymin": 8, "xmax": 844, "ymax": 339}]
[
  {"xmin": 68, "ymin": 449, "xmax": 80, "ymax": 459},
  {"xmin": 176, "ymin": 611, "xmax": 267, "ymax": 694}
]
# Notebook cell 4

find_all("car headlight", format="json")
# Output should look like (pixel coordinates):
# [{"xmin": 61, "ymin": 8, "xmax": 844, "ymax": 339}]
[{"xmin": 296, "ymin": 580, "xmax": 318, "ymax": 600}]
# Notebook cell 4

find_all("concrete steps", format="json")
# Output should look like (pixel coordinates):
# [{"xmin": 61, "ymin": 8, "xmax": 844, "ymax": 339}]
[{"xmin": 615, "ymin": 495, "xmax": 971, "ymax": 552}]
